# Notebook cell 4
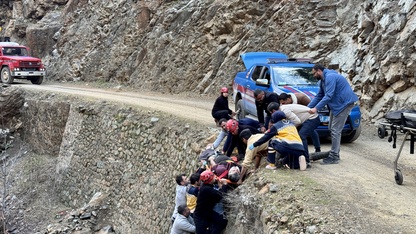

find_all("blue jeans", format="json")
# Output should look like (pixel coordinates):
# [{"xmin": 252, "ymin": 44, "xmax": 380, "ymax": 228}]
[
  {"xmin": 328, "ymin": 104, "xmax": 354, "ymax": 160},
  {"xmin": 298, "ymin": 117, "xmax": 321, "ymax": 162},
  {"xmin": 213, "ymin": 130, "xmax": 227, "ymax": 149}
]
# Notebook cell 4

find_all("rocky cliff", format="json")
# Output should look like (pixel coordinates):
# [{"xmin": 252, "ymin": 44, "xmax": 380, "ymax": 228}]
[{"xmin": 0, "ymin": 0, "xmax": 415, "ymax": 120}]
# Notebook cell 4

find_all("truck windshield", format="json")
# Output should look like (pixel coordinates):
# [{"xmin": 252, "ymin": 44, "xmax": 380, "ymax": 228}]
[
  {"xmin": 271, "ymin": 67, "xmax": 318, "ymax": 86},
  {"xmin": 2, "ymin": 47, "xmax": 29, "ymax": 56}
]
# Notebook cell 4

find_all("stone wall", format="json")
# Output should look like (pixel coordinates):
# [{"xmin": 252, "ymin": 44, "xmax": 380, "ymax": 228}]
[
  {"xmin": 21, "ymin": 91, "xmax": 210, "ymax": 233},
  {"xmin": 20, "ymin": 99, "xmax": 70, "ymax": 156}
]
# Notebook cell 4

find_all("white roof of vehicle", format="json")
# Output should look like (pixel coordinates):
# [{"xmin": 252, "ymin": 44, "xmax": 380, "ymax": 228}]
[{"xmin": 0, "ymin": 42, "xmax": 20, "ymax": 46}]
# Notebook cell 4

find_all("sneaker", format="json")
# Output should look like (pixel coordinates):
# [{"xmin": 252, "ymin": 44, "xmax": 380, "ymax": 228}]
[
  {"xmin": 265, "ymin": 164, "xmax": 277, "ymax": 170},
  {"xmin": 306, "ymin": 162, "xmax": 312, "ymax": 169},
  {"xmin": 320, "ymin": 157, "xmax": 339, "ymax": 165},
  {"xmin": 299, "ymin": 155, "xmax": 307, "ymax": 171}
]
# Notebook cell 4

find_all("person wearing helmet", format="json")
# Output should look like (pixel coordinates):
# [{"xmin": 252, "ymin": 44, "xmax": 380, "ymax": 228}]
[
  {"xmin": 193, "ymin": 170, "xmax": 228, "ymax": 234},
  {"xmin": 210, "ymin": 117, "xmax": 261, "ymax": 157},
  {"xmin": 224, "ymin": 119, "xmax": 260, "ymax": 161},
  {"xmin": 226, "ymin": 119, "xmax": 239, "ymax": 135},
  {"xmin": 211, "ymin": 87, "xmax": 235, "ymax": 124},
  {"xmin": 248, "ymin": 111, "xmax": 307, "ymax": 170},
  {"xmin": 208, "ymin": 154, "xmax": 242, "ymax": 186}
]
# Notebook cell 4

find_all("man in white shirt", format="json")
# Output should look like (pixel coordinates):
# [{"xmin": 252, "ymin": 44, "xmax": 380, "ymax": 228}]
[
  {"xmin": 171, "ymin": 174, "xmax": 189, "ymax": 222},
  {"xmin": 170, "ymin": 205, "xmax": 195, "ymax": 234}
]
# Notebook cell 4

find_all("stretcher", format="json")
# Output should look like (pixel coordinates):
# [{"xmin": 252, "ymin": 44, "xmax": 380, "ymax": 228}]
[{"xmin": 377, "ymin": 110, "xmax": 416, "ymax": 185}]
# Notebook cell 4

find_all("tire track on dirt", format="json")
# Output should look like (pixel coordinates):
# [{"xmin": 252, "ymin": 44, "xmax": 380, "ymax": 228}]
[
  {"xmin": 19, "ymin": 84, "xmax": 217, "ymax": 126},
  {"xmin": 309, "ymin": 127, "xmax": 416, "ymax": 233}
]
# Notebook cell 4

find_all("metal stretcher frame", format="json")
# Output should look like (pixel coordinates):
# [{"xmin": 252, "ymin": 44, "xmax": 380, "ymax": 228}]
[{"xmin": 378, "ymin": 114, "xmax": 416, "ymax": 185}]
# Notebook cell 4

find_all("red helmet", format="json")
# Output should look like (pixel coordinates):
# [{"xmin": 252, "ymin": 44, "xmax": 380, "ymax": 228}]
[
  {"xmin": 226, "ymin": 119, "xmax": 238, "ymax": 133},
  {"xmin": 200, "ymin": 170, "xmax": 215, "ymax": 184},
  {"xmin": 220, "ymin": 87, "xmax": 228, "ymax": 93}
]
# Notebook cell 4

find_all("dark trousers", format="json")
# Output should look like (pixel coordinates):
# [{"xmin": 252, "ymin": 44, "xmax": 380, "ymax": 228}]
[
  {"xmin": 210, "ymin": 212, "xmax": 227, "ymax": 234},
  {"xmin": 194, "ymin": 213, "xmax": 227, "ymax": 234},
  {"xmin": 212, "ymin": 110, "xmax": 231, "ymax": 121},
  {"xmin": 268, "ymin": 140, "xmax": 305, "ymax": 169},
  {"xmin": 194, "ymin": 215, "xmax": 210, "ymax": 234},
  {"xmin": 298, "ymin": 117, "xmax": 321, "ymax": 162}
]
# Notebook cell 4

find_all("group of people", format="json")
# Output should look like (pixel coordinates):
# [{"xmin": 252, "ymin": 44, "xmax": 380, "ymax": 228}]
[
  {"xmin": 171, "ymin": 157, "xmax": 233, "ymax": 234},
  {"xmin": 170, "ymin": 64, "xmax": 359, "ymax": 234}
]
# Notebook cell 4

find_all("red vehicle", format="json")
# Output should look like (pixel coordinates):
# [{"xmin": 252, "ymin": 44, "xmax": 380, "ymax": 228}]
[{"xmin": 0, "ymin": 40, "xmax": 46, "ymax": 84}]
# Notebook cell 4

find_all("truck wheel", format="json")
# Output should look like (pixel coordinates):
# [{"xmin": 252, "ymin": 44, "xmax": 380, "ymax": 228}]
[
  {"xmin": 235, "ymin": 99, "xmax": 246, "ymax": 120},
  {"xmin": 1, "ymin": 67, "xmax": 14, "ymax": 84},
  {"xmin": 30, "ymin": 76, "xmax": 43, "ymax": 85},
  {"xmin": 341, "ymin": 125, "xmax": 361, "ymax": 143}
]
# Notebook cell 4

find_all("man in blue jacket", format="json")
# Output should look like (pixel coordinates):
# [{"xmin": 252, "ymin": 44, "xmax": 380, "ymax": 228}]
[{"xmin": 308, "ymin": 64, "xmax": 358, "ymax": 165}]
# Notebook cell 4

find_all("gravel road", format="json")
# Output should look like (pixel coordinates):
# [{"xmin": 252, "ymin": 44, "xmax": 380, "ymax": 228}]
[{"xmin": 19, "ymin": 82, "xmax": 416, "ymax": 233}]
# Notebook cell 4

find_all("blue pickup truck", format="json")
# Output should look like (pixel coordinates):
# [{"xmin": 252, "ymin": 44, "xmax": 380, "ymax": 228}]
[{"xmin": 232, "ymin": 52, "xmax": 361, "ymax": 143}]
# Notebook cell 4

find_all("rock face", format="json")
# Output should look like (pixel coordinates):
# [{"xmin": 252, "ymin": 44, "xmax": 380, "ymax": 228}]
[
  {"xmin": 0, "ymin": 85, "xmax": 24, "ymax": 122},
  {"xmin": 0, "ymin": 0, "xmax": 415, "ymax": 120}
]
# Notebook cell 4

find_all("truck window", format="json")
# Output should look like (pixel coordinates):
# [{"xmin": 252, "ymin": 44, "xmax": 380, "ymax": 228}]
[
  {"xmin": 272, "ymin": 67, "xmax": 318, "ymax": 86},
  {"xmin": 262, "ymin": 67, "xmax": 271, "ymax": 84},
  {"xmin": 251, "ymin": 66, "xmax": 263, "ymax": 81},
  {"xmin": 3, "ymin": 48, "xmax": 12, "ymax": 55},
  {"xmin": 2, "ymin": 47, "xmax": 28, "ymax": 56}
]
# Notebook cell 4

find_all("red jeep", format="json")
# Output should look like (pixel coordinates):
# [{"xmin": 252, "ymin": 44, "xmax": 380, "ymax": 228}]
[{"xmin": 0, "ymin": 38, "xmax": 46, "ymax": 85}]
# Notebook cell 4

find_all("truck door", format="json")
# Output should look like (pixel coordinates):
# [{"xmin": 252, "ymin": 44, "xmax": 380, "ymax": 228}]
[{"xmin": 244, "ymin": 65, "xmax": 269, "ymax": 116}]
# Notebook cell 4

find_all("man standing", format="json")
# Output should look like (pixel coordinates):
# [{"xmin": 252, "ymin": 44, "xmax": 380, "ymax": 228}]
[
  {"xmin": 171, "ymin": 174, "xmax": 189, "ymax": 222},
  {"xmin": 253, "ymin": 89, "xmax": 279, "ymax": 132},
  {"xmin": 308, "ymin": 64, "xmax": 358, "ymax": 165},
  {"xmin": 193, "ymin": 170, "xmax": 228, "ymax": 234}
]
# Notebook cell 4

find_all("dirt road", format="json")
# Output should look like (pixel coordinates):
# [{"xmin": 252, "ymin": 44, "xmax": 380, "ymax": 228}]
[{"xmin": 19, "ymin": 82, "xmax": 416, "ymax": 232}]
